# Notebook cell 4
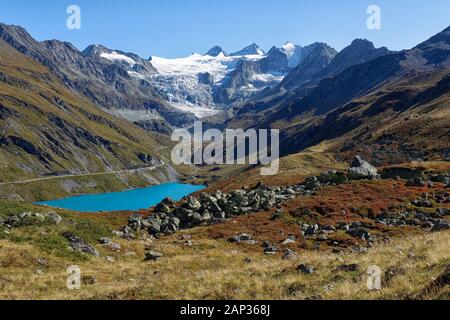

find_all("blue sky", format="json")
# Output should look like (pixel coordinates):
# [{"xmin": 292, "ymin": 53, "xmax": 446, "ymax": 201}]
[{"xmin": 1, "ymin": 0, "xmax": 449, "ymax": 58}]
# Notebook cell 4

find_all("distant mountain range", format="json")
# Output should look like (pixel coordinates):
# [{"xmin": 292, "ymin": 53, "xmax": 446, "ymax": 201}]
[
  {"xmin": 225, "ymin": 26, "xmax": 450, "ymax": 164},
  {"xmin": 0, "ymin": 21, "xmax": 449, "ymax": 180}
]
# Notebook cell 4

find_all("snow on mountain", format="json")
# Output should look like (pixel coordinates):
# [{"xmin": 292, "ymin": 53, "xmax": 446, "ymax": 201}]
[
  {"xmin": 147, "ymin": 52, "xmax": 270, "ymax": 117},
  {"xmin": 279, "ymin": 42, "xmax": 304, "ymax": 68},
  {"xmin": 230, "ymin": 43, "xmax": 265, "ymax": 56},
  {"xmin": 100, "ymin": 51, "xmax": 137, "ymax": 65},
  {"xmin": 105, "ymin": 42, "xmax": 305, "ymax": 119}
]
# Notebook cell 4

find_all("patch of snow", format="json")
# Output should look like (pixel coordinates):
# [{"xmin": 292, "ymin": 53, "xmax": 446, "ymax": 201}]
[
  {"xmin": 252, "ymin": 73, "xmax": 285, "ymax": 83},
  {"xmin": 171, "ymin": 103, "xmax": 219, "ymax": 119},
  {"xmin": 109, "ymin": 109, "xmax": 162, "ymax": 122},
  {"xmin": 280, "ymin": 42, "xmax": 297, "ymax": 59},
  {"xmin": 280, "ymin": 42, "xmax": 304, "ymax": 68},
  {"xmin": 127, "ymin": 71, "xmax": 146, "ymax": 79},
  {"xmin": 100, "ymin": 52, "xmax": 136, "ymax": 65}
]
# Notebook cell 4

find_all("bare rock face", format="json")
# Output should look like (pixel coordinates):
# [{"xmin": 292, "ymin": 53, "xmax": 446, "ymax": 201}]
[{"xmin": 348, "ymin": 156, "xmax": 378, "ymax": 180}]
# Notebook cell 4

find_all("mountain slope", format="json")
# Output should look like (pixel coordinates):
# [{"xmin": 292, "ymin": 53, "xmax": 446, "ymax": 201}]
[
  {"xmin": 278, "ymin": 68, "xmax": 450, "ymax": 163},
  {"xmin": 0, "ymin": 38, "xmax": 175, "ymax": 183},
  {"xmin": 280, "ymin": 43, "xmax": 338, "ymax": 90},
  {"xmin": 272, "ymin": 26, "xmax": 450, "ymax": 121},
  {"xmin": 0, "ymin": 23, "xmax": 192, "ymax": 129}
]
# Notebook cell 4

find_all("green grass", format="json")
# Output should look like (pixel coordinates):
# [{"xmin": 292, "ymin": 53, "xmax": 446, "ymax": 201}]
[{"xmin": 0, "ymin": 200, "xmax": 114, "ymax": 261}]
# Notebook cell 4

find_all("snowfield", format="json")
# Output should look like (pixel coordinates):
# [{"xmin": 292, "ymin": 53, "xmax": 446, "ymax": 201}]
[
  {"xmin": 150, "ymin": 53, "xmax": 263, "ymax": 83},
  {"xmin": 120, "ymin": 45, "xmax": 301, "ymax": 119},
  {"xmin": 100, "ymin": 52, "xmax": 136, "ymax": 65}
]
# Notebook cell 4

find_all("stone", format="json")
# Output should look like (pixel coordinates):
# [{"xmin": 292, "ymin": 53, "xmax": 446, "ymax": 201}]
[
  {"xmin": 347, "ymin": 228, "xmax": 371, "ymax": 241},
  {"xmin": 144, "ymin": 251, "xmax": 164, "ymax": 261},
  {"xmin": 297, "ymin": 264, "xmax": 314, "ymax": 274},
  {"xmin": 263, "ymin": 241, "xmax": 278, "ymax": 254},
  {"xmin": 45, "ymin": 212, "xmax": 62, "ymax": 225},
  {"xmin": 282, "ymin": 235, "xmax": 296, "ymax": 245},
  {"xmin": 304, "ymin": 224, "xmax": 319, "ymax": 236},
  {"xmin": 406, "ymin": 178, "xmax": 427, "ymax": 187},
  {"xmin": 98, "ymin": 237, "xmax": 112, "ymax": 244},
  {"xmin": 36, "ymin": 257, "xmax": 48, "ymax": 267},
  {"xmin": 228, "ymin": 233, "xmax": 252, "ymax": 243},
  {"xmin": 128, "ymin": 214, "xmax": 143, "ymax": 231},
  {"xmin": 303, "ymin": 177, "xmax": 321, "ymax": 190},
  {"xmin": 63, "ymin": 232, "xmax": 99, "ymax": 257},
  {"xmin": 431, "ymin": 220, "xmax": 450, "ymax": 232},
  {"xmin": 412, "ymin": 199, "xmax": 433, "ymax": 208},
  {"xmin": 82, "ymin": 275, "xmax": 96, "ymax": 285},
  {"xmin": 421, "ymin": 221, "xmax": 434, "ymax": 229},
  {"xmin": 436, "ymin": 208, "xmax": 450, "ymax": 217},
  {"xmin": 348, "ymin": 156, "xmax": 378, "ymax": 180},
  {"xmin": 282, "ymin": 249, "xmax": 297, "ymax": 260},
  {"xmin": 335, "ymin": 264, "xmax": 359, "ymax": 272}
]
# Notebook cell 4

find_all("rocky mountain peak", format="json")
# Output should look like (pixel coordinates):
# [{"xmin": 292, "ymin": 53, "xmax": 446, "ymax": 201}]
[
  {"xmin": 205, "ymin": 46, "xmax": 228, "ymax": 57},
  {"xmin": 231, "ymin": 43, "xmax": 265, "ymax": 56},
  {"xmin": 82, "ymin": 44, "xmax": 110, "ymax": 57}
]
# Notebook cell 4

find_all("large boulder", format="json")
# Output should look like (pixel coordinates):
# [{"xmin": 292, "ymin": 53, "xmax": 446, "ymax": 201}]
[{"xmin": 348, "ymin": 156, "xmax": 378, "ymax": 180}]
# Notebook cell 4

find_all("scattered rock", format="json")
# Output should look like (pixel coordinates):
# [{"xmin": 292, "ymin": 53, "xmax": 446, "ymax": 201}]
[
  {"xmin": 297, "ymin": 264, "xmax": 314, "ymax": 274},
  {"xmin": 282, "ymin": 249, "xmax": 297, "ymax": 260},
  {"xmin": 335, "ymin": 264, "xmax": 359, "ymax": 272},
  {"xmin": 103, "ymin": 241, "xmax": 121, "ymax": 252},
  {"xmin": 45, "ymin": 212, "xmax": 62, "ymax": 225},
  {"xmin": 263, "ymin": 241, "xmax": 278, "ymax": 255},
  {"xmin": 282, "ymin": 235, "xmax": 296, "ymax": 245},
  {"xmin": 63, "ymin": 232, "xmax": 99, "ymax": 257},
  {"xmin": 82, "ymin": 275, "xmax": 96, "ymax": 285},
  {"xmin": 406, "ymin": 178, "xmax": 426, "ymax": 187},
  {"xmin": 431, "ymin": 220, "xmax": 450, "ymax": 232},
  {"xmin": 36, "ymin": 257, "xmax": 48, "ymax": 267},
  {"xmin": 228, "ymin": 233, "xmax": 252, "ymax": 243},
  {"xmin": 347, "ymin": 228, "xmax": 371, "ymax": 241},
  {"xmin": 144, "ymin": 251, "xmax": 164, "ymax": 261},
  {"xmin": 412, "ymin": 199, "xmax": 433, "ymax": 208}
]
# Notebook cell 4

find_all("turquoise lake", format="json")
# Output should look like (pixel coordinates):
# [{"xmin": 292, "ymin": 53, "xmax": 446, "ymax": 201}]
[{"xmin": 36, "ymin": 182, "xmax": 206, "ymax": 212}]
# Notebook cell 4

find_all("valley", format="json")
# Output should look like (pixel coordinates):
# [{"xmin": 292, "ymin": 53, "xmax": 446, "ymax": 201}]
[{"xmin": 0, "ymin": 20, "xmax": 449, "ymax": 301}]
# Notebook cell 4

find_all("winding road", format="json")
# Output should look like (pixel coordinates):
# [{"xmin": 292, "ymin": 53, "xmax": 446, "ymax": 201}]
[{"xmin": 0, "ymin": 165, "xmax": 164, "ymax": 187}]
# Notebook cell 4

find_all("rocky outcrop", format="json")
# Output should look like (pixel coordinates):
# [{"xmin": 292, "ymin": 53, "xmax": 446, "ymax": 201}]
[
  {"xmin": 63, "ymin": 232, "xmax": 99, "ymax": 257},
  {"xmin": 348, "ymin": 156, "xmax": 379, "ymax": 180},
  {"xmin": 116, "ymin": 157, "xmax": 449, "ymax": 250},
  {"xmin": 0, "ymin": 211, "xmax": 62, "ymax": 228}
]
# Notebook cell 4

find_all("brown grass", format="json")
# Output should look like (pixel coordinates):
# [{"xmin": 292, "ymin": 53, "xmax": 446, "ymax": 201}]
[{"xmin": 0, "ymin": 230, "xmax": 448, "ymax": 300}]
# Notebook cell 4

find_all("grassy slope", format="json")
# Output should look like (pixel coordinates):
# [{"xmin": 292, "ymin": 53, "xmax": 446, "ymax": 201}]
[
  {"xmin": 0, "ymin": 39, "xmax": 174, "ymax": 187},
  {"xmin": 0, "ymin": 158, "xmax": 449, "ymax": 299},
  {"xmin": 0, "ymin": 203, "xmax": 448, "ymax": 300}
]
